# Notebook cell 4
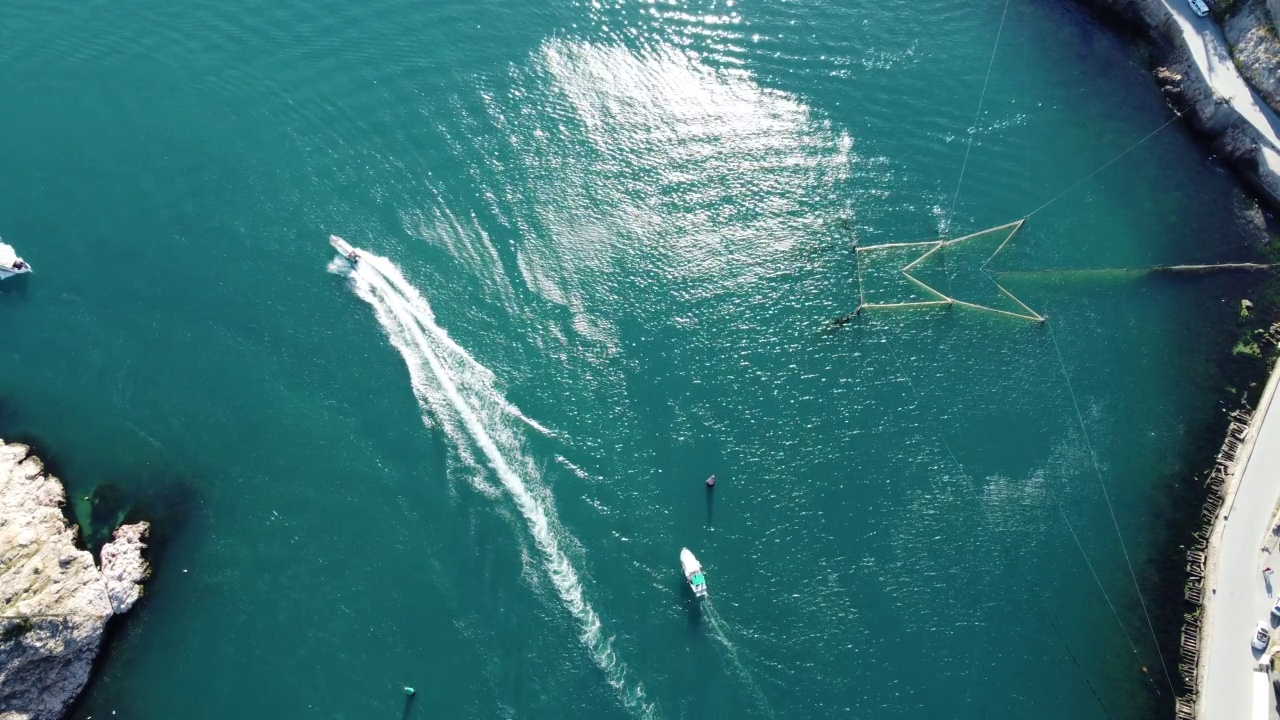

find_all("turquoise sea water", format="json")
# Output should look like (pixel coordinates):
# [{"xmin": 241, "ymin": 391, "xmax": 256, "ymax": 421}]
[{"xmin": 0, "ymin": 0, "xmax": 1274, "ymax": 717}]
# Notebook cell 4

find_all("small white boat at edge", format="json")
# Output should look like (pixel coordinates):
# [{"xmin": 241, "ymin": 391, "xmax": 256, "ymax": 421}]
[
  {"xmin": 329, "ymin": 235, "xmax": 359, "ymax": 262},
  {"xmin": 0, "ymin": 242, "xmax": 31, "ymax": 280},
  {"xmin": 681, "ymin": 547, "xmax": 708, "ymax": 598}
]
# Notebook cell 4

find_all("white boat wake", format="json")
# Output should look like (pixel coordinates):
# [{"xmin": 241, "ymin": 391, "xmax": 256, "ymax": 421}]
[
  {"xmin": 333, "ymin": 244, "xmax": 654, "ymax": 718},
  {"xmin": 704, "ymin": 600, "xmax": 776, "ymax": 720}
]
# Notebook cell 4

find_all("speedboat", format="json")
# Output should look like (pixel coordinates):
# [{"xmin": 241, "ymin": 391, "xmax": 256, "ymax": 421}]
[
  {"xmin": 329, "ymin": 235, "xmax": 359, "ymax": 262},
  {"xmin": 680, "ymin": 547, "xmax": 707, "ymax": 598},
  {"xmin": 0, "ymin": 242, "xmax": 31, "ymax": 280}
]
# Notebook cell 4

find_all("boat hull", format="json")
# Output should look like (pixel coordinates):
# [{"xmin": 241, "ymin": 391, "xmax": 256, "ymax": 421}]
[
  {"xmin": 329, "ymin": 235, "xmax": 357, "ymax": 259},
  {"xmin": 0, "ymin": 240, "xmax": 30, "ymax": 279},
  {"xmin": 681, "ymin": 547, "xmax": 708, "ymax": 598}
]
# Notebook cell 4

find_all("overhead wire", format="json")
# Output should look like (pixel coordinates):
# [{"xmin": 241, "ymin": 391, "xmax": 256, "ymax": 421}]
[
  {"xmin": 875, "ymin": 315, "xmax": 1167, "ymax": 712},
  {"xmin": 1023, "ymin": 111, "xmax": 1183, "ymax": 219},
  {"xmin": 946, "ymin": 0, "xmax": 1015, "ymax": 237},
  {"xmin": 1045, "ymin": 320, "xmax": 1178, "ymax": 697},
  {"xmin": 845, "ymin": 0, "xmax": 1192, "ymax": 704},
  {"xmin": 1023, "ymin": 552, "xmax": 1120, "ymax": 720},
  {"xmin": 1050, "ymin": 492, "xmax": 1146, "ymax": 663},
  {"xmin": 880, "ymin": 327, "xmax": 977, "ymax": 493},
  {"xmin": 873, "ymin": 317, "xmax": 1152, "ymax": 713}
]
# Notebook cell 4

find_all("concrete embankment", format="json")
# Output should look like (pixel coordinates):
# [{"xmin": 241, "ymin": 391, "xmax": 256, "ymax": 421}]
[
  {"xmin": 1080, "ymin": 0, "xmax": 1280, "ymax": 208},
  {"xmin": 0, "ymin": 439, "xmax": 149, "ymax": 720}
]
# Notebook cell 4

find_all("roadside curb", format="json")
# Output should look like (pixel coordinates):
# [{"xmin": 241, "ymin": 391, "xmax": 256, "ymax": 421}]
[{"xmin": 1194, "ymin": 356, "xmax": 1280, "ymax": 718}]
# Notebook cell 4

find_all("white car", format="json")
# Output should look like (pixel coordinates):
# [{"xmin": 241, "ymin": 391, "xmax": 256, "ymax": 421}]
[
  {"xmin": 1252, "ymin": 622, "xmax": 1271, "ymax": 651},
  {"xmin": 1272, "ymin": 597, "xmax": 1280, "ymax": 620},
  {"xmin": 1188, "ymin": 0, "xmax": 1210, "ymax": 17}
]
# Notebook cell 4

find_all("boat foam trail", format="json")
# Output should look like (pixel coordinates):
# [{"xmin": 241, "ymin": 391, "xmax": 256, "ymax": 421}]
[
  {"xmin": 704, "ymin": 600, "xmax": 776, "ymax": 719},
  {"xmin": 340, "ymin": 249, "xmax": 653, "ymax": 717},
  {"xmin": 360, "ymin": 257, "xmax": 557, "ymax": 439},
  {"xmin": 333, "ymin": 257, "xmax": 489, "ymax": 487}
]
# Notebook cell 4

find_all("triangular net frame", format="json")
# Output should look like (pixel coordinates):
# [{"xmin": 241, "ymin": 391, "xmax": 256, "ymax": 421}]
[{"xmin": 854, "ymin": 219, "xmax": 1043, "ymax": 322}]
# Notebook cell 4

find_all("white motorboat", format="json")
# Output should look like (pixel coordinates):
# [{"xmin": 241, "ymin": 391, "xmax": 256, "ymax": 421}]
[
  {"xmin": 0, "ymin": 242, "xmax": 31, "ymax": 280},
  {"xmin": 681, "ymin": 547, "xmax": 707, "ymax": 598},
  {"xmin": 329, "ymin": 235, "xmax": 359, "ymax": 262}
]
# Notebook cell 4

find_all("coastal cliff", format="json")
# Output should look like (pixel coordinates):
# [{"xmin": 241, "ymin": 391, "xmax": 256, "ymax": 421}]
[
  {"xmin": 1078, "ymin": 0, "xmax": 1280, "ymax": 208},
  {"xmin": 0, "ymin": 440, "xmax": 149, "ymax": 720}
]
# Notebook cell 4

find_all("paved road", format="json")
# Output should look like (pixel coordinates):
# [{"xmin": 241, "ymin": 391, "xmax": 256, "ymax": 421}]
[
  {"xmin": 1167, "ymin": 5, "xmax": 1280, "ymax": 715},
  {"xmin": 1200, "ymin": 366, "xmax": 1280, "ymax": 720},
  {"xmin": 1158, "ymin": 0, "xmax": 1280, "ymax": 173}
]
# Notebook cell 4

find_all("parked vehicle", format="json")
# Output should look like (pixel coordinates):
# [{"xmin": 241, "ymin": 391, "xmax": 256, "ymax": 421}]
[{"xmin": 1252, "ymin": 622, "xmax": 1270, "ymax": 651}]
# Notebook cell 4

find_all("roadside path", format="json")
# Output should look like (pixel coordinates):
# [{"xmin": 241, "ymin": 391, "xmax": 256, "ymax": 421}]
[
  {"xmin": 1199, "ymin": 362, "xmax": 1280, "ymax": 719},
  {"xmin": 1157, "ymin": 0, "xmax": 1280, "ymax": 174}
]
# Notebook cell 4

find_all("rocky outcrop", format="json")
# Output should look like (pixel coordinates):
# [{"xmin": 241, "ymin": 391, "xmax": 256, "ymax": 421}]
[
  {"xmin": 1226, "ymin": 0, "xmax": 1280, "ymax": 112},
  {"xmin": 0, "ymin": 440, "xmax": 148, "ymax": 720},
  {"xmin": 1077, "ymin": 0, "xmax": 1280, "ymax": 209}
]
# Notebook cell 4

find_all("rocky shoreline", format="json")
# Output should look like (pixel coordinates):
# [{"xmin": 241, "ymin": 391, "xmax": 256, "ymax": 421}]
[
  {"xmin": 0, "ymin": 440, "xmax": 149, "ymax": 720},
  {"xmin": 1079, "ymin": 0, "xmax": 1280, "ymax": 208}
]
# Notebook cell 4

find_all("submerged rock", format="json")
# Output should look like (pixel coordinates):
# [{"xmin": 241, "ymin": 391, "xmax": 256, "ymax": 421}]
[{"xmin": 0, "ymin": 439, "xmax": 149, "ymax": 720}]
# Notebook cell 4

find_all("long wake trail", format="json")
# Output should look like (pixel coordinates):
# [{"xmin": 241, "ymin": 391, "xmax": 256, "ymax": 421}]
[
  {"xmin": 337, "ymin": 250, "xmax": 655, "ymax": 718},
  {"xmin": 703, "ymin": 600, "xmax": 776, "ymax": 719}
]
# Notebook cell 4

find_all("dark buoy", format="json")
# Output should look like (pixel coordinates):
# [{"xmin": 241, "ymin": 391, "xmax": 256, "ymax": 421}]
[{"xmin": 705, "ymin": 474, "xmax": 715, "ymax": 488}]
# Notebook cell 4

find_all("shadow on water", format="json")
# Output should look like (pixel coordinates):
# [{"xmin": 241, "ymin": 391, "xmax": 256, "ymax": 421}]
[
  {"xmin": 0, "ymin": 274, "xmax": 33, "ymax": 300},
  {"xmin": 705, "ymin": 483, "xmax": 714, "ymax": 528},
  {"xmin": 682, "ymin": 584, "xmax": 706, "ymax": 633},
  {"xmin": 1142, "ymin": 240, "xmax": 1280, "ymax": 717}
]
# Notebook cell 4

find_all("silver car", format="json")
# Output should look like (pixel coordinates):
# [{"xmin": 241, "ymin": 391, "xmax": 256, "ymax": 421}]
[{"xmin": 1188, "ymin": 0, "xmax": 1210, "ymax": 17}]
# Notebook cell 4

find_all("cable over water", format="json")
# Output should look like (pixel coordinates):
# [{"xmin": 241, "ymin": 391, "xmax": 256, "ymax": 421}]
[
  {"xmin": 878, "ymin": 327, "xmax": 978, "ymax": 495},
  {"xmin": 335, "ymin": 250, "xmax": 657, "ymax": 718},
  {"xmin": 873, "ymin": 316, "xmax": 1164, "ymax": 700},
  {"xmin": 1048, "ymin": 491, "xmax": 1145, "ymax": 664},
  {"xmin": 1036, "ymin": 592, "xmax": 1117, "ymax": 720},
  {"xmin": 1023, "ymin": 111, "xmax": 1184, "ymax": 219},
  {"xmin": 945, "ymin": 0, "xmax": 1015, "ymax": 236},
  {"xmin": 1045, "ymin": 321, "xmax": 1177, "ymax": 697}
]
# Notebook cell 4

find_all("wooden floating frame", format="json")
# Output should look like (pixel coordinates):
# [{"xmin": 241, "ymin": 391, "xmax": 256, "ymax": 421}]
[{"xmin": 854, "ymin": 219, "xmax": 1045, "ymax": 322}]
